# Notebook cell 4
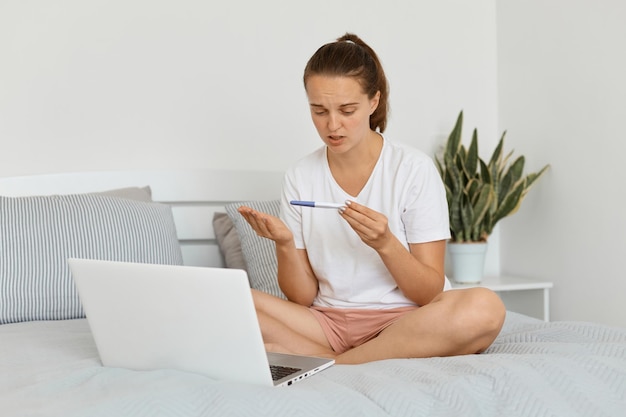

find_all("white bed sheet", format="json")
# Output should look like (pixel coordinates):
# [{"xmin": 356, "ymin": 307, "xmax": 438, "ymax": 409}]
[{"xmin": 2, "ymin": 312, "xmax": 625, "ymax": 417}]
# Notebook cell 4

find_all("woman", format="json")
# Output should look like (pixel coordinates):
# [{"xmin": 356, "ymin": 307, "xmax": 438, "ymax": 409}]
[{"xmin": 238, "ymin": 33, "xmax": 505, "ymax": 365}]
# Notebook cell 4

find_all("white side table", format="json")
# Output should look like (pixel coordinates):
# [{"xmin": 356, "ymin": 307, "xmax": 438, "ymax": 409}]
[{"xmin": 451, "ymin": 276, "xmax": 553, "ymax": 321}]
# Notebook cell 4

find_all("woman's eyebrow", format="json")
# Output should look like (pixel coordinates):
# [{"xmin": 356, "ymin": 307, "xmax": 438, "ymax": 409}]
[{"xmin": 309, "ymin": 102, "xmax": 359, "ymax": 108}]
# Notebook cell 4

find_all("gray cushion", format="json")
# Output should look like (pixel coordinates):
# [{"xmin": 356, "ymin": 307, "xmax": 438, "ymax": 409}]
[
  {"xmin": 225, "ymin": 201, "xmax": 285, "ymax": 299},
  {"xmin": 0, "ymin": 189, "xmax": 183, "ymax": 324},
  {"xmin": 212, "ymin": 212, "xmax": 246, "ymax": 270},
  {"xmin": 94, "ymin": 186, "xmax": 152, "ymax": 201}
]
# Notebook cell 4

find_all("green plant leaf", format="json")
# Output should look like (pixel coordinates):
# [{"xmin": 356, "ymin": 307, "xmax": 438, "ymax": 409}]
[
  {"xmin": 523, "ymin": 164, "xmax": 550, "ymax": 194},
  {"xmin": 488, "ymin": 134, "xmax": 505, "ymax": 173},
  {"xmin": 465, "ymin": 129, "xmax": 479, "ymax": 177},
  {"xmin": 499, "ymin": 156, "xmax": 525, "ymax": 205},
  {"xmin": 448, "ymin": 191, "xmax": 463, "ymax": 240},
  {"xmin": 479, "ymin": 159, "xmax": 491, "ymax": 184},
  {"xmin": 444, "ymin": 153, "xmax": 461, "ymax": 194},
  {"xmin": 471, "ymin": 185, "xmax": 493, "ymax": 241},
  {"xmin": 492, "ymin": 180, "xmax": 525, "ymax": 226},
  {"xmin": 444, "ymin": 111, "xmax": 463, "ymax": 161},
  {"xmin": 437, "ymin": 111, "xmax": 548, "ymax": 242},
  {"xmin": 466, "ymin": 178, "xmax": 480, "ymax": 202},
  {"xmin": 460, "ymin": 194, "xmax": 473, "ymax": 242}
]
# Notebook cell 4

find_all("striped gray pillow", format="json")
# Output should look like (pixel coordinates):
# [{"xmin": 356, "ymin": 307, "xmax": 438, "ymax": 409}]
[
  {"xmin": 225, "ymin": 201, "xmax": 285, "ymax": 299},
  {"xmin": 0, "ymin": 193, "xmax": 183, "ymax": 324}
]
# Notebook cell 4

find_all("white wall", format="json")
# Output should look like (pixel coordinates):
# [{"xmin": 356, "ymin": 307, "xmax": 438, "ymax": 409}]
[
  {"xmin": 497, "ymin": 0, "xmax": 626, "ymax": 327},
  {"xmin": 0, "ymin": 0, "xmax": 498, "ymax": 176},
  {"xmin": 6, "ymin": 1, "xmax": 623, "ymax": 327},
  {"xmin": 0, "ymin": 0, "xmax": 502, "ymax": 274}
]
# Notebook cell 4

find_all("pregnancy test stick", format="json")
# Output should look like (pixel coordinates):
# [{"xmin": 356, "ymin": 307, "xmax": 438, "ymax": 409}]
[{"xmin": 290, "ymin": 200, "xmax": 344, "ymax": 209}]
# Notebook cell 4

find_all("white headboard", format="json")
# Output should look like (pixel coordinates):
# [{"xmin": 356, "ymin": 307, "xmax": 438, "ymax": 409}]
[{"xmin": 0, "ymin": 170, "xmax": 284, "ymax": 267}]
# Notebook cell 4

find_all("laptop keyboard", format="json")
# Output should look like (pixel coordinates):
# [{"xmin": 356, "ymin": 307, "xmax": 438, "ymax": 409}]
[{"xmin": 270, "ymin": 365, "xmax": 301, "ymax": 381}]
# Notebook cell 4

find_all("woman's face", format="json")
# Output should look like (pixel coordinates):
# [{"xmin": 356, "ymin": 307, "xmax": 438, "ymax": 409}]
[{"xmin": 305, "ymin": 75, "xmax": 379, "ymax": 155}]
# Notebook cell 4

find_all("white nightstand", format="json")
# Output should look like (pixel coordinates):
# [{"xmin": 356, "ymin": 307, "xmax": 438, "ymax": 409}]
[{"xmin": 451, "ymin": 276, "xmax": 553, "ymax": 321}]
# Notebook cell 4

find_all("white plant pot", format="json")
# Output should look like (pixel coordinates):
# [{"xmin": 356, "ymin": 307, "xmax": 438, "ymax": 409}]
[{"xmin": 447, "ymin": 241, "xmax": 488, "ymax": 284}]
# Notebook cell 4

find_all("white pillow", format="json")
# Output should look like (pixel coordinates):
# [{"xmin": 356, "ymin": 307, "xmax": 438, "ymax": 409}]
[
  {"xmin": 225, "ymin": 201, "xmax": 285, "ymax": 299},
  {"xmin": 0, "ymin": 190, "xmax": 183, "ymax": 324}
]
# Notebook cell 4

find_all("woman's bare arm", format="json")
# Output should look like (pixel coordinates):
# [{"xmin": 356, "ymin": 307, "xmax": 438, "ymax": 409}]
[
  {"xmin": 237, "ymin": 206, "xmax": 318, "ymax": 305},
  {"xmin": 339, "ymin": 201, "xmax": 445, "ymax": 305}
]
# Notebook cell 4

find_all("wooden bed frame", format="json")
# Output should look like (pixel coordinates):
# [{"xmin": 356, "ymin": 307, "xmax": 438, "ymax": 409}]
[{"xmin": 0, "ymin": 170, "xmax": 284, "ymax": 267}]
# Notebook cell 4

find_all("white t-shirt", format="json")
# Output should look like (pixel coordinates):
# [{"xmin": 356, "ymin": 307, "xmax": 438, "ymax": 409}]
[{"xmin": 281, "ymin": 137, "xmax": 451, "ymax": 309}]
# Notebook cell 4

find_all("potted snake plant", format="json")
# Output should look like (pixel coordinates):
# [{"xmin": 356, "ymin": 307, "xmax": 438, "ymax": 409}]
[{"xmin": 435, "ymin": 111, "xmax": 549, "ymax": 283}]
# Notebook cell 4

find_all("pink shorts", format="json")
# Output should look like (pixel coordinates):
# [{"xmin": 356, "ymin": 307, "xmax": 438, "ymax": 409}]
[{"xmin": 309, "ymin": 305, "xmax": 418, "ymax": 354}]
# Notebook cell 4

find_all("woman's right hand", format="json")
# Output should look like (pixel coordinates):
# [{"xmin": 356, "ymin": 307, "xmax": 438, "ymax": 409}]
[
  {"xmin": 239, "ymin": 206, "xmax": 318, "ymax": 305},
  {"xmin": 237, "ymin": 206, "xmax": 293, "ymax": 244}
]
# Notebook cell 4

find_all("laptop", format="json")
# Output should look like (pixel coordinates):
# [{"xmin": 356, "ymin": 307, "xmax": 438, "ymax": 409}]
[{"xmin": 68, "ymin": 258, "xmax": 334, "ymax": 387}]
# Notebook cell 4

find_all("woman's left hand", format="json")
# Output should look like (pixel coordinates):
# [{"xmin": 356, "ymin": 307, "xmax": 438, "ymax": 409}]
[{"xmin": 339, "ymin": 200, "xmax": 392, "ymax": 251}]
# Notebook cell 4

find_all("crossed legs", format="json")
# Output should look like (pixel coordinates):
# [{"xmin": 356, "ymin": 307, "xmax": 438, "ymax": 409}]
[
  {"xmin": 252, "ymin": 289, "xmax": 335, "ymax": 358},
  {"xmin": 252, "ymin": 287, "xmax": 506, "ymax": 365}
]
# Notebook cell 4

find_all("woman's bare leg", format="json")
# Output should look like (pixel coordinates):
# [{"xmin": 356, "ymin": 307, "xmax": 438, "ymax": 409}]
[
  {"xmin": 252, "ymin": 289, "xmax": 335, "ymax": 357},
  {"xmin": 336, "ymin": 287, "xmax": 506, "ymax": 364}
]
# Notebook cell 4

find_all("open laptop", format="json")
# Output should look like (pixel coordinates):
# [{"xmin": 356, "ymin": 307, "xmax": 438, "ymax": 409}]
[{"xmin": 68, "ymin": 258, "xmax": 334, "ymax": 387}]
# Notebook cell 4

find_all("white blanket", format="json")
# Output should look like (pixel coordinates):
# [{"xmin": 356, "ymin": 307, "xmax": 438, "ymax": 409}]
[{"xmin": 1, "ymin": 312, "xmax": 625, "ymax": 417}]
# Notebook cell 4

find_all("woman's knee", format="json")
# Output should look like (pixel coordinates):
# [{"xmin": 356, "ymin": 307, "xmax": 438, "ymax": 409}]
[
  {"xmin": 439, "ymin": 288, "xmax": 505, "ymax": 343},
  {"xmin": 461, "ymin": 287, "xmax": 506, "ymax": 342}
]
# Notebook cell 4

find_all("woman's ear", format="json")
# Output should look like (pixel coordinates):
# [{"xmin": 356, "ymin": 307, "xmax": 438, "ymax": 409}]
[{"xmin": 369, "ymin": 91, "xmax": 381, "ymax": 115}]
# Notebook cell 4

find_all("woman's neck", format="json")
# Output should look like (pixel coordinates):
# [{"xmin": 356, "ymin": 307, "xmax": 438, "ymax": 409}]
[
  {"xmin": 327, "ymin": 131, "xmax": 383, "ymax": 197},
  {"xmin": 328, "ymin": 131, "xmax": 382, "ymax": 168}
]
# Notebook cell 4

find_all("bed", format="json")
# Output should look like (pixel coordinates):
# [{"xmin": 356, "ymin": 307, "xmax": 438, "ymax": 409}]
[{"xmin": 1, "ymin": 170, "xmax": 625, "ymax": 417}]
